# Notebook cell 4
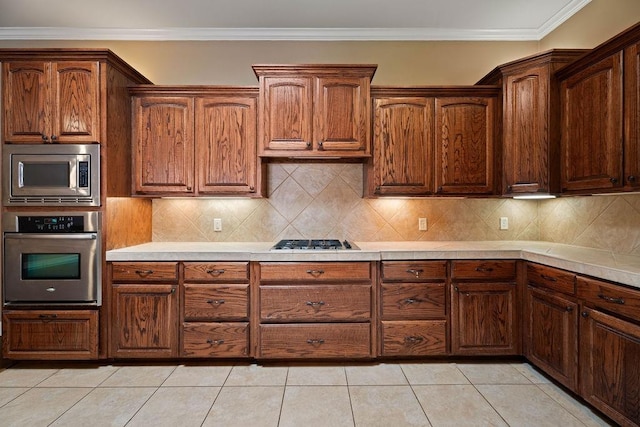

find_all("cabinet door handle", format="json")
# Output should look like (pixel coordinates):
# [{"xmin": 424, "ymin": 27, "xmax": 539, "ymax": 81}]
[
  {"xmin": 404, "ymin": 336, "xmax": 424, "ymax": 344},
  {"xmin": 628, "ymin": 175, "xmax": 637, "ymax": 183},
  {"xmin": 306, "ymin": 338, "xmax": 325, "ymax": 345},
  {"xmin": 581, "ymin": 311, "xmax": 589, "ymax": 318},
  {"xmin": 318, "ymin": 141, "xmax": 324, "ymax": 149},
  {"xmin": 206, "ymin": 269, "xmax": 225, "ymax": 276},
  {"xmin": 610, "ymin": 177, "xmax": 618, "ymax": 184},
  {"xmin": 598, "ymin": 294, "xmax": 625, "ymax": 305},
  {"xmin": 206, "ymin": 299, "xmax": 225, "ymax": 305},
  {"xmin": 305, "ymin": 141, "xmax": 311, "ymax": 148},
  {"xmin": 406, "ymin": 268, "xmax": 423, "ymax": 278},
  {"xmin": 566, "ymin": 306, "xmax": 574, "ymax": 312},
  {"xmin": 540, "ymin": 274, "xmax": 557, "ymax": 282},
  {"xmin": 50, "ymin": 134, "xmax": 57, "ymax": 141},
  {"xmin": 41, "ymin": 133, "xmax": 49, "ymax": 142},
  {"xmin": 206, "ymin": 339, "xmax": 225, "ymax": 345},
  {"xmin": 306, "ymin": 269, "xmax": 325, "ymax": 277},
  {"xmin": 305, "ymin": 301, "xmax": 325, "ymax": 307}
]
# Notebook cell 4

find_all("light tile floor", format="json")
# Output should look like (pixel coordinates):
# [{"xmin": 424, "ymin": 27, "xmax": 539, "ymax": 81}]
[{"xmin": 0, "ymin": 361, "xmax": 614, "ymax": 427}]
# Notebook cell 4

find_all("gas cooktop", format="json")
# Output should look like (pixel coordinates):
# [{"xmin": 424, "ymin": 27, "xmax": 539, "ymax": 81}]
[{"xmin": 271, "ymin": 239, "xmax": 358, "ymax": 250}]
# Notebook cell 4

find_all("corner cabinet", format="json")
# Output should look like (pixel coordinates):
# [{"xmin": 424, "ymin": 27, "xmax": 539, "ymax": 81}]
[
  {"xmin": 131, "ymin": 87, "xmax": 260, "ymax": 197},
  {"xmin": 253, "ymin": 64, "xmax": 377, "ymax": 158}
]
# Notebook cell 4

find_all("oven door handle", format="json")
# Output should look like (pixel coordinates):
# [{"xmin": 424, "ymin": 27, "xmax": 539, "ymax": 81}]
[{"xmin": 5, "ymin": 233, "xmax": 98, "ymax": 240}]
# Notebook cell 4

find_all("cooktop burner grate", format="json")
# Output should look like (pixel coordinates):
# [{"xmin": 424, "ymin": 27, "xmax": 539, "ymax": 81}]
[{"xmin": 271, "ymin": 239, "xmax": 356, "ymax": 250}]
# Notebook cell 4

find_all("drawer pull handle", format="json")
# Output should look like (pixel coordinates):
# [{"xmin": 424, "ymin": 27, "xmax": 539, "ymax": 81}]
[
  {"xmin": 403, "ymin": 298, "xmax": 423, "ymax": 305},
  {"xmin": 404, "ymin": 336, "xmax": 424, "ymax": 344},
  {"xmin": 406, "ymin": 269, "xmax": 424, "ymax": 278},
  {"xmin": 135, "ymin": 269, "xmax": 154, "ymax": 275},
  {"xmin": 206, "ymin": 269, "xmax": 225, "ymax": 276},
  {"xmin": 475, "ymin": 267, "xmax": 494, "ymax": 272},
  {"xmin": 540, "ymin": 274, "xmax": 557, "ymax": 282},
  {"xmin": 566, "ymin": 306, "xmax": 574, "ymax": 312},
  {"xmin": 306, "ymin": 269, "xmax": 325, "ymax": 277},
  {"xmin": 598, "ymin": 294, "xmax": 625, "ymax": 305},
  {"xmin": 38, "ymin": 314, "xmax": 58, "ymax": 320},
  {"xmin": 206, "ymin": 339, "xmax": 225, "ymax": 345},
  {"xmin": 305, "ymin": 301, "xmax": 325, "ymax": 307},
  {"xmin": 207, "ymin": 299, "xmax": 225, "ymax": 305},
  {"xmin": 306, "ymin": 339, "xmax": 325, "ymax": 345}
]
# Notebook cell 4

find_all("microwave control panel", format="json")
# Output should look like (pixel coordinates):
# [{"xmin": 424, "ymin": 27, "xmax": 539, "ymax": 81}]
[{"xmin": 17, "ymin": 216, "xmax": 86, "ymax": 233}]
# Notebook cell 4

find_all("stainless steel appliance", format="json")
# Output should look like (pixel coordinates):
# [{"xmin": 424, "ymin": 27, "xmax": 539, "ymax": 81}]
[
  {"xmin": 271, "ymin": 239, "xmax": 358, "ymax": 250},
  {"xmin": 3, "ymin": 144, "xmax": 100, "ymax": 206},
  {"xmin": 3, "ymin": 212, "xmax": 101, "ymax": 305}
]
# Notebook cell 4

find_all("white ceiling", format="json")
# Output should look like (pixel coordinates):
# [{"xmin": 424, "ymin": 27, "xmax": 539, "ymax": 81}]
[{"xmin": 0, "ymin": 0, "xmax": 591, "ymax": 41}]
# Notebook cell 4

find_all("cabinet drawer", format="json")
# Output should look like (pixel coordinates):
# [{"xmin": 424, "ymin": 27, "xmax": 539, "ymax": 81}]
[
  {"xmin": 381, "ymin": 283, "xmax": 445, "ymax": 320},
  {"xmin": 577, "ymin": 276, "xmax": 640, "ymax": 321},
  {"xmin": 184, "ymin": 284, "xmax": 249, "ymax": 321},
  {"xmin": 259, "ymin": 323, "xmax": 371, "ymax": 358},
  {"xmin": 451, "ymin": 260, "xmax": 516, "ymax": 280},
  {"xmin": 111, "ymin": 262, "xmax": 177, "ymax": 282},
  {"xmin": 182, "ymin": 322, "xmax": 249, "ymax": 358},
  {"xmin": 381, "ymin": 320, "xmax": 447, "ymax": 356},
  {"xmin": 382, "ymin": 261, "xmax": 447, "ymax": 281},
  {"xmin": 260, "ymin": 262, "xmax": 371, "ymax": 282},
  {"xmin": 527, "ymin": 263, "xmax": 575, "ymax": 295},
  {"xmin": 2, "ymin": 310, "xmax": 98, "ymax": 360},
  {"xmin": 184, "ymin": 262, "xmax": 249, "ymax": 282},
  {"xmin": 260, "ymin": 285, "xmax": 371, "ymax": 321}
]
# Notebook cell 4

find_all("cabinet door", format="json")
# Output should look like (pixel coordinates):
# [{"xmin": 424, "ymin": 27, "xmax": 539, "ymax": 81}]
[
  {"xmin": 51, "ymin": 61, "xmax": 100, "ymax": 143},
  {"xmin": 504, "ymin": 66, "xmax": 553, "ymax": 194},
  {"xmin": 371, "ymin": 97, "xmax": 434, "ymax": 195},
  {"xmin": 561, "ymin": 52, "xmax": 623, "ymax": 192},
  {"xmin": 525, "ymin": 286, "xmax": 578, "ymax": 391},
  {"xmin": 111, "ymin": 284, "xmax": 178, "ymax": 358},
  {"xmin": 625, "ymin": 42, "xmax": 640, "ymax": 190},
  {"xmin": 2, "ymin": 61, "xmax": 50, "ymax": 143},
  {"xmin": 315, "ymin": 76, "xmax": 369, "ymax": 153},
  {"xmin": 259, "ymin": 76, "xmax": 313, "ymax": 152},
  {"xmin": 133, "ymin": 96, "xmax": 194, "ymax": 194},
  {"xmin": 580, "ymin": 308, "xmax": 640, "ymax": 426},
  {"xmin": 196, "ymin": 96, "xmax": 257, "ymax": 194},
  {"xmin": 451, "ymin": 282, "xmax": 517, "ymax": 355},
  {"xmin": 435, "ymin": 97, "xmax": 495, "ymax": 194}
]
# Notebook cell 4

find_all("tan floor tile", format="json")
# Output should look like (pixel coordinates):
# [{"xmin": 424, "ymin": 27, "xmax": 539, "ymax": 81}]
[
  {"xmin": 0, "ymin": 387, "xmax": 91, "ymax": 426},
  {"xmin": 457, "ymin": 362, "xmax": 532, "ymax": 384},
  {"xmin": 401, "ymin": 363, "xmax": 470, "ymax": 385},
  {"xmin": 511, "ymin": 363, "xmax": 553, "ymax": 384},
  {"xmin": 0, "ymin": 388, "xmax": 29, "ymax": 407},
  {"xmin": 346, "ymin": 363, "xmax": 408, "ymax": 385},
  {"xmin": 38, "ymin": 365, "xmax": 119, "ymax": 387},
  {"xmin": 0, "ymin": 365, "xmax": 59, "ymax": 387},
  {"xmin": 538, "ymin": 383, "xmax": 615, "ymax": 427},
  {"xmin": 127, "ymin": 386, "xmax": 220, "ymax": 427},
  {"xmin": 224, "ymin": 363, "xmax": 288, "ymax": 386},
  {"xmin": 162, "ymin": 364, "xmax": 232, "ymax": 387},
  {"xmin": 350, "ymin": 385, "xmax": 430, "ymax": 427},
  {"xmin": 286, "ymin": 365, "xmax": 347, "ymax": 385},
  {"xmin": 50, "ymin": 387, "xmax": 156, "ymax": 427},
  {"xmin": 413, "ymin": 384, "xmax": 507, "ymax": 427},
  {"xmin": 279, "ymin": 386, "xmax": 353, "ymax": 427},
  {"xmin": 477, "ymin": 384, "xmax": 585, "ymax": 426},
  {"xmin": 202, "ymin": 386, "xmax": 283, "ymax": 427},
  {"xmin": 99, "ymin": 365, "xmax": 176, "ymax": 387}
]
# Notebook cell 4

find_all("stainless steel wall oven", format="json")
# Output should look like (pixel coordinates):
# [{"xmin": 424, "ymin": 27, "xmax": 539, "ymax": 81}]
[{"xmin": 3, "ymin": 212, "xmax": 101, "ymax": 305}]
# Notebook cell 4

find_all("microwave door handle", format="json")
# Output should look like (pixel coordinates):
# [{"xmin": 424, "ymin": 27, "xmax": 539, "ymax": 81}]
[{"xmin": 18, "ymin": 162, "xmax": 24, "ymax": 188}]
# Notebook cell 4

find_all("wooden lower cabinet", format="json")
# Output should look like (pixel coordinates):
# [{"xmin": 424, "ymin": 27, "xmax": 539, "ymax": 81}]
[
  {"xmin": 381, "ymin": 320, "xmax": 446, "ymax": 356},
  {"xmin": 182, "ymin": 322, "xmax": 249, "ymax": 357},
  {"xmin": 2, "ymin": 310, "xmax": 98, "ymax": 360}
]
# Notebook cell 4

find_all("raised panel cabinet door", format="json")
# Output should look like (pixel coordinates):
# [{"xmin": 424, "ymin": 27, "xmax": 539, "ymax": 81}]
[
  {"xmin": 372, "ymin": 97, "xmax": 434, "ymax": 195},
  {"xmin": 504, "ymin": 65, "xmax": 551, "ymax": 194},
  {"xmin": 315, "ymin": 76, "xmax": 369, "ymax": 153},
  {"xmin": 111, "ymin": 284, "xmax": 178, "ymax": 358},
  {"xmin": 259, "ymin": 76, "xmax": 313, "ymax": 152},
  {"xmin": 2, "ymin": 61, "xmax": 50, "ymax": 143},
  {"xmin": 196, "ymin": 96, "xmax": 257, "ymax": 194},
  {"xmin": 132, "ymin": 96, "xmax": 195, "ymax": 194},
  {"xmin": 525, "ymin": 286, "xmax": 578, "ymax": 391},
  {"xmin": 625, "ymin": 42, "xmax": 640, "ymax": 190},
  {"xmin": 435, "ymin": 97, "xmax": 495, "ymax": 194},
  {"xmin": 561, "ymin": 52, "xmax": 623, "ymax": 192},
  {"xmin": 51, "ymin": 61, "xmax": 100, "ymax": 143},
  {"xmin": 580, "ymin": 308, "xmax": 640, "ymax": 426},
  {"xmin": 451, "ymin": 282, "xmax": 518, "ymax": 355}
]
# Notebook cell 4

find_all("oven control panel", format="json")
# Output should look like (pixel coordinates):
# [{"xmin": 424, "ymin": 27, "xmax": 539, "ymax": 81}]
[{"xmin": 17, "ymin": 216, "xmax": 86, "ymax": 233}]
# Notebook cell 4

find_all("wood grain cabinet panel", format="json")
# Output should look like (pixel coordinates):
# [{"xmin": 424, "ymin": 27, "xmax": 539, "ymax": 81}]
[
  {"xmin": 527, "ymin": 263, "xmax": 576, "ymax": 295},
  {"xmin": 381, "ymin": 283, "xmax": 445, "ymax": 320},
  {"xmin": 182, "ymin": 322, "xmax": 249, "ymax": 357},
  {"xmin": 184, "ymin": 284, "xmax": 249, "ymax": 321},
  {"xmin": 260, "ymin": 262, "xmax": 370, "ymax": 282},
  {"xmin": 111, "ymin": 262, "xmax": 178, "ymax": 282},
  {"xmin": 451, "ymin": 260, "xmax": 516, "ymax": 280},
  {"xmin": 625, "ymin": 41, "xmax": 640, "ymax": 190},
  {"xmin": 3, "ymin": 60, "xmax": 100, "ymax": 143},
  {"xmin": 382, "ymin": 261, "xmax": 447, "ymax": 281},
  {"xmin": 381, "ymin": 320, "xmax": 447, "ymax": 356},
  {"xmin": 183, "ymin": 262, "xmax": 249, "ymax": 282}
]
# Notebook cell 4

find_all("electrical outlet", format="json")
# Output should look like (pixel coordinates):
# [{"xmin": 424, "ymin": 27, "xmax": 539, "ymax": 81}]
[
  {"xmin": 213, "ymin": 218, "xmax": 222, "ymax": 232},
  {"xmin": 418, "ymin": 217, "xmax": 428, "ymax": 231},
  {"xmin": 500, "ymin": 217, "xmax": 509, "ymax": 230}
]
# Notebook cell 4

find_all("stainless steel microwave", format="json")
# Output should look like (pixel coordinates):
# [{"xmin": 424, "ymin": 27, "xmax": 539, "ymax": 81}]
[{"xmin": 3, "ymin": 144, "xmax": 100, "ymax": 206}]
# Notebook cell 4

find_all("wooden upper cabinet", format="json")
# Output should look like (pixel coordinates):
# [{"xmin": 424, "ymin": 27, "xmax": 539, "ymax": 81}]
[
  {"xmin": 3, "ymin": 60, "xmax": 100, "ymax": 143},
  {"xmin": 625, "ymin": 41, "xmax": 640, "ymax": 190},
  {"xmin": 253, "ymin": 64, "xmax": 376, "ymax": 157},
  {"xmin": 435, "ymin": 97, "xmax": 496, "ymax": 194},
  {"xmin": 560, "ymin": 52, "xmax": 623, "ymax": 192},
  {"xmin": 132, "ymin": 96, "xmax": 195, "ymax": 194},
  {"xmin": 369, "ymin": 97, "xmax": 434, "ymax": 195},
  {"xmin": 196, "ymin": 96, "xmax": 257, "ymax": 194}
]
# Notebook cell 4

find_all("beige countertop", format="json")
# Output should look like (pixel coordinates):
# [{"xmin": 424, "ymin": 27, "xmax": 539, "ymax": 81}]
[{"xmin": 106, "ymin": 240, "xmax": 640, "ymax": 288}]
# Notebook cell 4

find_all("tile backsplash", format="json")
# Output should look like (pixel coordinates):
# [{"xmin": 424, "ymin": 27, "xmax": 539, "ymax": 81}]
[{"xmin": 152, "ymin": 163, "xmax": 640, "ymax": 256}]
